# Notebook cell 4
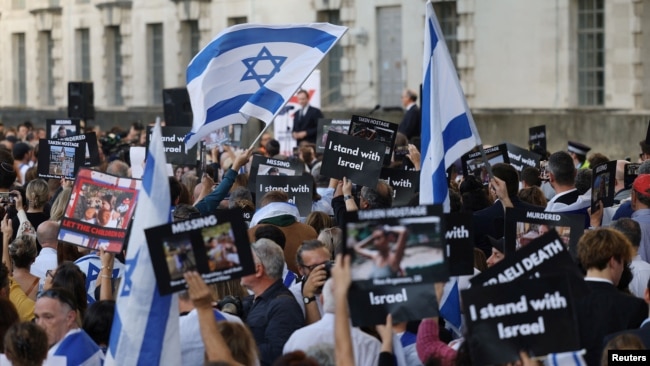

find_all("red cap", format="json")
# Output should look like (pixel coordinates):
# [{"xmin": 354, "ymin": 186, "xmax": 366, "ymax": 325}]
[{"xmin": 633, "ymin": 174, "xmax": 650, "ymax": 198}]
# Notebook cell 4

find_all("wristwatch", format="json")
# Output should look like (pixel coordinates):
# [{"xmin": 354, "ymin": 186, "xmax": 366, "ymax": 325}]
[
  {"xmin": 344, "ymin": 194, "xmax": 353, "ymax": 201},
  {"xmin": 303, "ymin": 295, "xmax": 316, "ymax": 304}
]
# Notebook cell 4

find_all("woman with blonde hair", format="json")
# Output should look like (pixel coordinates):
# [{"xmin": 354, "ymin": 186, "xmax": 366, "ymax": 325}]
[
  {"xmin": 12, "ymin": 179, "xmax": 50, "ymax": 239},
  {"xmin": 2, "ymin": 233, "xmax": 40, "ymax": 301},
  {"xmin": 50, "ymin": 187, "xmax": 72, "ymax": 222}
]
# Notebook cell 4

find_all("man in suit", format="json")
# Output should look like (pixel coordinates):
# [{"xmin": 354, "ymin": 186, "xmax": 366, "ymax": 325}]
[
  {"xmin": 575, "ymin": 228, "xmax": 648, "ymax": 366},
  {"xmin": 604, "ymin": 277, "xmax": 650, "ymax": 348},
  {"xmin": 292, "ymin": 89, "xmax": 323, "ymax": 146},
  {"xmin": 397, "ymin": 89, "xmax": 420, "ymax": 140},
  {"xmin": 545, "ymin": 151, "xmax": 581, "ymax": 212}
]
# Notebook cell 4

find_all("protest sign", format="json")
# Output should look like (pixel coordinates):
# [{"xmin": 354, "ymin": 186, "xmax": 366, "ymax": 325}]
[
  {"xmin": 380, "ymin": 168, "xmax": 420, "ymax": 207},
  {"xmin": 592, "ymin": 160, "xmax": 617, "ymax": 211},
  {"xmin": 624, "ymin": 162, "xmax": 640, "ymax": 190},
  {"xmin": 462, "ymin": 274, "xmax": 579, "ymax": 364},
  {"xmin": 247, "ymin": 155, "xmax": 304, "ymax": 192},
  {"xmin": 47, "ymin": 118, "xmax": 80, "ymax": 139},
  {"xmin": 58, "ymin": 168, "xmax": 141, "ymax": 253},
  {"xmin": 321, "ymin": 131, "xmax": 385, "ymax": 188},
  {"xmin": 505, "ymin": 143, "xmax": 541, "ymax": 173},
  {"xmin": 37, "ymin": 139, "xmax": 86, "ymax": 180},
  {"xmin": 255, "ymin": 174, "xmax": 312, "ymax": 217},
  {"xmin": 461, "ymin": 144, "xmax": 509, "ymax": 185},
  {"xmin": 445, "ymin": 213, "xmax": 475, "ymax": 276},
  {"xmin": 344, "ymin": 205, "xmax": 445, "ymax": 326},
  {"xmin": 146, "ymin": 126, "xmax": 198, "ymax": 166},
  {"xmin": 145, "ymin": 210, "xmax": 255, "ymax": 295},
  {"xmin": 316, "ymin": 118, "xmax": 351, "ymax": 153},
  {"xmin": 504, "ymin": 207, "xmax": 584, "ymax": 260},
  {"xmin": 348, "ymin": 115, "xmax": 398, "ymax": 165},
  {"xmin": 201, "ymin": 124, "xmax": 243, "ymax": 148},
  {"xmin": 61, "ymin": 132, "xmax": 100, "ymax": 167},
  {"xmin": 529, "ymin": 125, "xmax": 546, "ymax": 152},
  {"xmin": 470, "ymin": 231, "xmax": 586, "ymax": 296}
]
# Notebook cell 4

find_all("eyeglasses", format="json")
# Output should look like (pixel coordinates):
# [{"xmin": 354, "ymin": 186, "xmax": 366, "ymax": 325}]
[
  {"xmin": 45, "ymin": 269, "xmax": 55, "ymax": 279},
  {"xmin": 38, "ymin": 288, "xmax": 78, "ymax": 311}
]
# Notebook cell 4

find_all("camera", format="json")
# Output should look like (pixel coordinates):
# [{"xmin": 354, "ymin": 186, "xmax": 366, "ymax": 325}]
[
  {"xmin": 0, "ymin": 192, "xmax": 16, "ymax": 205},
  {"xmin": 323, "ymin": 260, "xmax": 335, "ymax": 280},
  {"xmin": 216, "ymin": 295, "xmax": 243, "ymax": 318}
]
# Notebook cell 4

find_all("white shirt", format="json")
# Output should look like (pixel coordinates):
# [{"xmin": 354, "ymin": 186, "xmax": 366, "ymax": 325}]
[
  {"xmin": 180, "ymin": 308, "xmax": 243, "ymax": 366},
  {"xmin": 629, "ymin": 254, "xmax": 650, "ymax": 298},
  {"xmin": 30, "ymin": 247, "xmax": 58, "ymax": 286},
  {"xmin": 283, "ymin": 313, "xmax": 381, "ymax": 366},
  {"xmin": 288, "ymin": 280, "xmax": 324, "ymax": 318},
  {"xmin": 545, "ymin": 188, "xmax": 579, "ymax": 212}
]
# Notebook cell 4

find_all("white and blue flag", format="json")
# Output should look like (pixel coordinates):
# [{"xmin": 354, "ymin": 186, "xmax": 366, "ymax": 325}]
[
  {"xmin": 184, "ymin": 23, "xmax": 347, "ymax": 149},
  {"xmin": 420, "ymin": 1, "xmax": 481, "ymax": 211},
  {"xmin": 106, "ymin": 121, "xmax": 180, "ymax": 366}
]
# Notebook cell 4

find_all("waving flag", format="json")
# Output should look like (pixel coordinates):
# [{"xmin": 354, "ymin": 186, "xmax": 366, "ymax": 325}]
[
  {"xmin": 106, "ymin": 121, "xmax": 180, "ymax": 365},
  {"xmin": 420, "ymin": 1, "xmax": 481, "ymax": 211},
  {"xmin": 184, "ymin": 23, "xmax": 347, "ymax": 149}
]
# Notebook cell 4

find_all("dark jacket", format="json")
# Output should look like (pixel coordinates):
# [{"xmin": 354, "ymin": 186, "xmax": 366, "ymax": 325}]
[{"xmin": 292, "ymin": 106, "xmax": 323, "ymax": 145}]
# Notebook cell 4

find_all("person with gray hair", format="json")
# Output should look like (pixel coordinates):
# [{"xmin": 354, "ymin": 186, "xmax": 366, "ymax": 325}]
[
  {"xmin": 241, "ymin": 238, "xmax": 304, "ymax": 366},
  {"xmin": 611, "ymin": 218, "xmax": 650, "ymax": 298},
  {"xmin": 546, "ymin": 151, "xmax": 579, "ymax": 211},
  {"xmin": 283, "ymin": 278, "xmax": 382, "ymax": 366},
  {"xmin": 106, "ymin": 160, "xmax": 130, "ymax": 177}
]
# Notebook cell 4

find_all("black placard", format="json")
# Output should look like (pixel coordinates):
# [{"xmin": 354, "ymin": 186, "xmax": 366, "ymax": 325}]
[
  {"xmin": 348, "ymin": 115, "xmax": 398, "ymax": 165},
  {"xmin": 47, "ymin": 118, "xmax": 81, "ymax": 140},
  {"xmin": 504, "ymin": 207, "xmax": 584, "ymax": 260},
  {"xmin": 37, "ymin": 139, "xmax": 86, "ymax": 180},
  {"xmin": 255, "ymin": 175, "xmax": 312, "ymax": 217},
  {"xmin": 380, "ymin": 168, "xmax": 420, "ymax": 207},
  {"xmin": 445, "ymin": 213, "xmax": 475, "ymax": 276},
  {"xmin": 461, "ymin": 144, "xmax": 509, "ymax": 185},
  {"xmin": 462, "ymin": 274, "xmax": 579, "ymax": 365},
  {"xmin": 58, "ymin": 169, "xmax": 141, "ymax": 253},
  {"xmin": 201, "ymin": 124, "xmax": 243, "ymax": 149},
  {"xmin": 529, "ymin": 125, "xmax": 546, "ymax": 152},
  {"xmin": 316, "ymin": 118, "xmax": 351, "ymax": 153},
  {"xmin": 61, "ymin": 132, "xmax": 101, "ymax": 167},
  {"xmin": 592, "ymin": 160, "xmax": 617, "ymax": 211},
  {"xmin": 470, "ymin": 231, "xmax": 586, "ymax": 296},
  {"xmin": 146, "ymin": 126, "xmax": 198, "ymax": 166},
  {"xmin": 145, "ymin": 210, "xmax": 255, "ymax": 295},
  {"xmin": 343, "ymin": 205, "xmax": 445, "ymax": 326},
  {"xmin": 247, "ymin": 155, "xmax": 305, "ymax": 192},
  {"xmin": 624, "ymin": 162, "xmax": 640, "ymax": 190},
  {"xmin": 321, "ymin": 131, "xmax": 385, "ymax": 188},
  {"xmin": 505, "ymin": 143, "xmax": 541, "ymax": 173}
]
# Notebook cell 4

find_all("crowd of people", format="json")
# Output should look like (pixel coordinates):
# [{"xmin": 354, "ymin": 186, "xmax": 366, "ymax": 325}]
[{"xmin": 1, "ymin": 94, "xmax": 650, "ymax": 366}]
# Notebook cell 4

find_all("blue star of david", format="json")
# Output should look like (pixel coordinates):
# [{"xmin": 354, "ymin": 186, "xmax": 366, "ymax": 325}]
[
  {"xmin": 241, "ymin": 46, "xmax": 287, "ymax": 87},
  {"xmin": 120, "ymin": 248, "xmax": 140, "ymax": 297}
]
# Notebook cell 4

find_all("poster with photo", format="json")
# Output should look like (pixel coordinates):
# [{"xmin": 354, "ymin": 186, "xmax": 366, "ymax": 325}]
[
  {"xmin": 201, "ymin": 124, "xmax": 243, "ymax": 148},
  {"xmin": 145, "ymin": 210, "xmax": 255, "ymax": 295},
  {"xmin": 445, "ymin": 213, "xmax": 475, "ymax": 276},
  {"xmin": 146, "ymin": 126, "xmax": 198, "ymax": 166},
  {"xmin": 58, "ymin": 169, "xmax": 141, "ymax": 253},
  {"xmin": 380, "ymin": 168, "xmax": 420, "ymax": 207},
  {"xmin": 61, "ymin": 132, "xmax": 100, "ymax": 167},
  {"xmin": 321, "ymin": 131, "xmax": 385, "ymax": 188},
  {"xmin": 528, "ymin": 125, "xmax": 546, "ymax": 152},
  {"xmin": 348, "ymin": 115, "xmax": 398, "ymax": 165},
  {"xmin": 247, "ymin": 155, "xmax": 304, "ymax": 192},
  {"xmin": 47, "ymin": 119, "xmax": 81, "ymax": 140},
  {"xmin": 624, "ymin": 162, "xmax": 640, "ymax": 190},
  {"xmin": 504, "ymin": 207, "xmax": 583, "ymax": 260},
  {"xmin": 343, "ymin": 205, "xmax": 445, "ymax": 327},
  {"xmin": 461, "ymin": 144, "xmax": 509, "ymax": 185},
  {"xmin": 316, "ymin": 118, "xmax": 351, "ymax": 153},
  {"xmin": 255, "ymin": 175, "xmax": 312, "ymax": 217},
  {"xmin": 37, "ymin": 139, "xmax": 86, "ymax": 180},
  {"xmin": 462, "ymin": 274, "xmax": 579, "ymax": 365},
  {"xmin": 592, "ymin": 160, "xmax": 617, "ymax": 211}
]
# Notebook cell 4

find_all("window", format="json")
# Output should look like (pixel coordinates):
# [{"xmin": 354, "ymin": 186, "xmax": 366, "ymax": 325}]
[
  {"xmin": 106, "ymin": 26, "xmax": 123, "ymax": 106},
  {"xmin": 148, "ymin": 23, "xmax": 164, "ymax": 105},
  {"xmin": 77, "ymin": 28, "xmax": 91, "ymax": 81},
  {"xmin": 433, "ymin": 1, "xmax": 459, "ymax": 69},
  {"xmin": 181, "ymin": 21, "xmax": 200, "ymax": 70},
  {"xmin": 319, "ymin": 10, "xmax": 343, "ymax": 105},
  {"xmin": 577, "ymin": 0, "xmax": 605, "ymax": 106},
  {"xmin": 13, "ymin": 33, "xmax": 26, "ymax": 105},
  {"xmin": 40, "ymin": 31, "xmax": 55, "ymax": 105}
]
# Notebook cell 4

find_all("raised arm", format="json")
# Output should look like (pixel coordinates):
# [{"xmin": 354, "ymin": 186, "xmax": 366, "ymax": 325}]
[{"xmin": 390, "ymin": 226, "xmax": 408, "ymax": 273}]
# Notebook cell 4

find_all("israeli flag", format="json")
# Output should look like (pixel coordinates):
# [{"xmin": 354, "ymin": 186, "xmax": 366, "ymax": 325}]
[
  {"xmin": 420, "ymin": 1, "xmax": 482, "ymax": 211},
  {"xmin": 106, "ymin": 121, "xmax": 180, "ymax": 365},
  {"xmin": 184, "ymin": 23, "xmax": 347, "ymax": 149}
]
